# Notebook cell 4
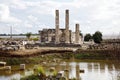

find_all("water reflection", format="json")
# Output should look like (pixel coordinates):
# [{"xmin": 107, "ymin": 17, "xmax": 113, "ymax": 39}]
[{"xmin": 0, "ymin": 61, "xmax": 120, "ymax": 80}]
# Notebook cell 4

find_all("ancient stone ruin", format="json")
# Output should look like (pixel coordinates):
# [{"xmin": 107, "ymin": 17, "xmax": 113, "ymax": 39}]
[{"xmin": 39, "ymin": 10, "xmax": 83, "ymax": 44}]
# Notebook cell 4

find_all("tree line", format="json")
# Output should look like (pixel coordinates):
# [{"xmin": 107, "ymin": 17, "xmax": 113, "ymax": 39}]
[{"xmin": 84, "ymin": 31, "xmax": 102, "ymax": 44}]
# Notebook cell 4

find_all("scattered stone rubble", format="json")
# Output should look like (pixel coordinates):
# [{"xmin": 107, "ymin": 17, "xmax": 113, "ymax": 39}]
[{"xmin": 0, "ymin": 40, "xmax": 39, "ymax": 51}]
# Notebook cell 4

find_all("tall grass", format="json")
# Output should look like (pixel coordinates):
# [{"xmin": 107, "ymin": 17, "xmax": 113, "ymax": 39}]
[
  {"xmin": 20, "ymin": 75, "xmax": 39, "ymax": 80},
  {"xmin": 52, "ymin": 70, "xmax": 57, "ymax": 76},
  {"xmin": 37, "ymin": 66, "xmax": 46, "ymax": 76}
]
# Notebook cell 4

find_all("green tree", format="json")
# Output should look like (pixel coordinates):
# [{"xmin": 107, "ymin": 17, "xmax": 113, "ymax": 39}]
[
  {"xmin": 26, "ymin": 32, "xmax": 32, "ymax": 39},
  {"xmin": 93, "ymin": 31, "xmax": 102, "ymax": 43},
  {"xmin": 84, "ymin": 34, "xmax": 92, "ymax": 41}
]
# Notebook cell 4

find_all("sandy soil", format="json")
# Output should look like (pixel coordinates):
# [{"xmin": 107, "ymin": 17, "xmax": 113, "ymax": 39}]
[{"xmin": 0, "ymin": 47, "xmax": 76, "ymax": 57}]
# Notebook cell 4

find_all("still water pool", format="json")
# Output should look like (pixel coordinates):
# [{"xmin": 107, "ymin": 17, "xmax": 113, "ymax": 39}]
[{"xmin": 0, "ymin": 60, "xmax": 120, "ymax": 80}]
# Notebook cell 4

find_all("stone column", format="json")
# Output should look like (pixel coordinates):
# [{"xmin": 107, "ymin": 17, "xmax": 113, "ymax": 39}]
[
  {"xmin": 55, "ymin": 10, "xmax": 60, "ymax": 44},
  {"xmin": 48, "ymin": 35, "xmax": 52, "ymax": 42},
  {"xmin": 76, "ymin": 64, "xmax": 80, "ymax": 80},
  {"xmin": 65, "ymin": 10, "xmax": 70, "ymax": 43},
  {"xmin": 39, "ymin": 31, "xmax": 41, "ymax": 43},
  {"xmin": 75, "ymin": 24, "xmax": 80, "ymax": 44}
]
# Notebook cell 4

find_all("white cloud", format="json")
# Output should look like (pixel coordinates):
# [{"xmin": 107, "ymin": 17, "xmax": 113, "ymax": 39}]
[
  {"xmin": 27, "ymin": 15, "xmax": 38, "ymax": 23},
  {"xmin": 10, "ymin": 0, "xmax": 27, "ymax": 9},
  {"xmin": 0, "ymin": 4, "xmax": 21, "ymax": 23},
  {"xmin": 0, "ymin": 0, "xmax": 27, "ymax": 10},
  {"xmin": 24, "ymin": 20, "xmax": 33, "ymax": 28},
  {"xmin": 0, "ymin": 0, "xmax": 120, "ymax": 35}
]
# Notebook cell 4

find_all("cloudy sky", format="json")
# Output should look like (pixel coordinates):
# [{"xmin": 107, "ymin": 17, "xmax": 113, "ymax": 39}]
[{"xmin": 0, "ymin": 0, "xmax": 120, "ymax": 36}]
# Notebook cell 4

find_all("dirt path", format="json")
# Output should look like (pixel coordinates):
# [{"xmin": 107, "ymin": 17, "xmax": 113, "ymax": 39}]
[{"xmin": 0, "ymin": 47, "xmax": 77, "ymax": 57}]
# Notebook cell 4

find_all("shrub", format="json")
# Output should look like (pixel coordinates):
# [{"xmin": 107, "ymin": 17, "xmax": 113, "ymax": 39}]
[
  {"xmin": 53, "ymin": 70, "xmax": 57, "ymax": 76},
  {"xmin": 37, "ymin": 66, "xmax": 45, "ymax": 76}
]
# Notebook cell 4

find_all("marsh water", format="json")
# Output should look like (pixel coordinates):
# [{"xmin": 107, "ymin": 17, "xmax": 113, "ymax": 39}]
[{"xmin": 0, "ymin": 60, "xmax": 120, "ymax": 80}]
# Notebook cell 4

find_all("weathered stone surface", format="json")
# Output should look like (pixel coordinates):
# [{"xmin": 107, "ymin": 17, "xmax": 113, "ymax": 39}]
[
  {"xmin": 5, "ymin": 66, "xmax": 11, "ymax": 70},
  {"xmin": 38, "ymin": 10, "xmax": 83, "ymax": 45},
  {"xmin": 55, "ymin": 10, "xmax": 60, "ymax": 44},
  {"xmin": 20, "ymin": 64, "xmax": 25, "ymax": 70},
  {"xmin": 75, "ymin": 24, "xmax": 80, "ymax": 44},
  {"xmin": 65, "ymin": 10, "xmax": 70, "ymax": 44}
]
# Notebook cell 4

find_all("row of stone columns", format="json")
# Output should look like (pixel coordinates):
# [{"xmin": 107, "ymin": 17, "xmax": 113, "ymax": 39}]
[{"xmin": 55, "ymin": 9, "xmax": 80, "ymax": 44}]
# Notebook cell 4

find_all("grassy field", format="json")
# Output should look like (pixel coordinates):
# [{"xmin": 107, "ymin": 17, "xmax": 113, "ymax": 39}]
[
  {"xmin": 0, "ymin": 48, "xmax": 120, "ymax": 65},
  {"xmin": 0, "ymin": 47, "xmax": 73, "ymax": 57},
  {"xmin": 75, "ymin": 49, "xmax": 120, "ymax": 60}
]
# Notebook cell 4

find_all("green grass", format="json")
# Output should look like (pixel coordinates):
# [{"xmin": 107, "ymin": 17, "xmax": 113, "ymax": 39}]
[
  {"xmin": 5, "ymin": 58, "xmax": 26, "ymax": 65},
  {"xmin": 37, "ymin": 66, "xmax": 45, "ymax": 76},
  {"xmin": 74, "ymin": 52, "xmax": 113, "ymax": 60},
  {"xmin": 20, "ymin": 75, "xmax": 39, "ymax": 80},
  {"xmin": 0, "ymin": 50, "xmax": 119, "ymax": 65},
  {"xmin": 52, "ymin": 70, "xmax": 57, "ymax": 76}
]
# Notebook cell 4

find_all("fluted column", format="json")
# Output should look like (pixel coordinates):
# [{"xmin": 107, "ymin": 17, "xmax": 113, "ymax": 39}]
[
  {"xmin": 65, "ymin": 10, "xmax": 70, "ymax": 43},
  {"xmin": 75, "ymin": 24, "xmax": 80, "ymax": 44},
  {"xmin": 55, "ymin": 10, "xmax": 60, "ymax": 44}
]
